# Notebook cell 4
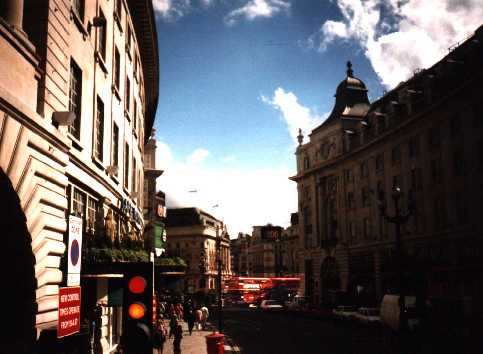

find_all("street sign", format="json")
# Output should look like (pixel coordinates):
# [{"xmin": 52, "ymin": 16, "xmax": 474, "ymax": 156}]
[
  {"xmin": 57, "ymin": 286, "xmax": 81, "ymax": 338},
  {"xmin": 67, "ymin": 215, "xmax": 83, "ymax": 286}
]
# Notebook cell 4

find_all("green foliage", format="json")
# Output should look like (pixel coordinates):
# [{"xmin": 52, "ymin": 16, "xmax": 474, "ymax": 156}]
[
  {"xmin": 154, "ymin": 256, "xmax": 187, "ymax": 268},
  {"xmin": 83, "ymin": 247, "xmax": 149, "ymax": 265}
]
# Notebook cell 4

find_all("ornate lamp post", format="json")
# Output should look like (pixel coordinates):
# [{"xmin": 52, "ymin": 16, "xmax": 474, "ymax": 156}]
[{"xmin": 377, "ymin": 187, "xmax": 414, "ymax": 332}]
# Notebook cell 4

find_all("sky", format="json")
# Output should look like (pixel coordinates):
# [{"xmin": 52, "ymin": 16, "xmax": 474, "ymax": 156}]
[{"xmin": 150, "ymin": 0, "xmax": 483, "ymax": 237}]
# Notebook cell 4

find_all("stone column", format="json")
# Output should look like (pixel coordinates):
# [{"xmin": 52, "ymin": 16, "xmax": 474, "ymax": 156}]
[{"xmin": 1, "ymin": 0, "xmax": 24, "ymax": 30}]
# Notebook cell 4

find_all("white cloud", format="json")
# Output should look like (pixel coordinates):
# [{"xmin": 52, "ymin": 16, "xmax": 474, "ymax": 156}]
[
  {"xmin": 154, "ymin": 140, "xmax": 297, "ymax": 236},
  {"xmin": 261, "ymin": 87, "xmax": 326, "ymax": 145},
  {"xmin": 186, "ymin": 148, "xmax": 210, "ymax": 164},
  {"xmin": 224, "ymin": 0, "xmax": 291, "ymax": 26},
  {"xmin": 152, "ymin": 0, "xmax": 194, "ymax": 21},
  {"xmin": 221, "ymin": 155, "xmax": 236, "ymax": 163},
  {"xmin": 314, "ymin": 0, "xmax": 483, "ymax": 88}
]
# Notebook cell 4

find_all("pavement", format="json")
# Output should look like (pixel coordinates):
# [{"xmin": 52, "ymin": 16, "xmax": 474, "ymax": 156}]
[{"xmin": 158, "ymin": 320, "xmax": 240, "ymax": 354}]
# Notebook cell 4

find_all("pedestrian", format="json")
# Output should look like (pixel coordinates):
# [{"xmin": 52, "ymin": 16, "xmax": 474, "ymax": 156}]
[
  {"xmin": 195, "ymin": 308, "xmax": 203, "ymax": 330},
  {"xmin": 169, "ymin": 315, "xmax": 178, "ymax": 339},
  {"xmin": 152, "ymin": 320, "xmax": 167, "ymax": 354},
  {"xmin": 186, "ymin": 308, "xmax": 195, "ymax": 335},
  {"xmin": 201, "ymin": 306, "xmax": 209, "ymax": 330},
  {"xmin": 172, "ymin": 323, "xmax": 183, "ymax": 354},
  {"xmin": 175, "ymin": 302, "xmax": 184, "ymax": 320}
]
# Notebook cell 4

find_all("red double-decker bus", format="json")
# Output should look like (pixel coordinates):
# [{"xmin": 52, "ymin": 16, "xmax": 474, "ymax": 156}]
[{"xmin": 224, "ymin": 276, "xmax": 300, "ymax": 305}]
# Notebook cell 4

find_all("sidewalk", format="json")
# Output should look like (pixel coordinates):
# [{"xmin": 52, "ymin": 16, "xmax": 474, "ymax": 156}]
[{"xmin": 158, "ymin": 321, "xmax": 240, "ymax": 354}]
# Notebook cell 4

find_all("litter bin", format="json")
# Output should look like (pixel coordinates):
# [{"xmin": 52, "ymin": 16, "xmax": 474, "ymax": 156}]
[{"xmin": 206, "ymin": 332, "xmax": 224, "ymax": 354}]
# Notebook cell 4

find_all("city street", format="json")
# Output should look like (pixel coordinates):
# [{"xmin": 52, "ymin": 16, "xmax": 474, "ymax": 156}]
[
  {"xmin": 210, "ymin": 307, "xmax": 482, "ymax": 354},
  {"xmin": 213, "ymin": 308, "xmax": 386, "ymax": 354}
]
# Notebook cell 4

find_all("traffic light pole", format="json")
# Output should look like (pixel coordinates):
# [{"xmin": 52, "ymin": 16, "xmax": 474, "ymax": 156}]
[{"xmin": 216, "ymin": 236, "xmax": 223, "ymax": 333}]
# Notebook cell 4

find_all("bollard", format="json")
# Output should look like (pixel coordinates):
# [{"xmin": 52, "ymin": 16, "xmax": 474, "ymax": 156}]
[{"xmin": 205, "ymin": 332, "xmax": 224, "ymax": 354}]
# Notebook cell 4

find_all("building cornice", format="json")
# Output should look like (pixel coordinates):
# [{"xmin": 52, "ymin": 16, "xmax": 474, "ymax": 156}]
[{"xmin": 127, "ymin": 0, "xmax": 159, "ymax": 143}]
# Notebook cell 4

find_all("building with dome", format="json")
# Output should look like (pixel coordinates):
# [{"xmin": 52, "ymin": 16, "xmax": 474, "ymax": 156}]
[{"xmin": 291, "ymin": 25, "xmax": 483, "ymax": 309}]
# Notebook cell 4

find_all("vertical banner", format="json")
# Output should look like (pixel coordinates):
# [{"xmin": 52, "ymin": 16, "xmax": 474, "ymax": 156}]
[
  {"xmin": 67, "ymin": 215, "xmax": 83, "ymax": 286},
  {"xmin": 154, "ymin": 224, "xmax": 166, "ymax": 256},
  {"xmin": 58, "ymin": 286, "xmax": 81, "ymax": 338}
]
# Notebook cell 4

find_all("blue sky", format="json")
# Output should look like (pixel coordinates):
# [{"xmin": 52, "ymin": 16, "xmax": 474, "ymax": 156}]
[{"xmin": 151, "ymin": 0, "xmax": 483, "ymax": 236}]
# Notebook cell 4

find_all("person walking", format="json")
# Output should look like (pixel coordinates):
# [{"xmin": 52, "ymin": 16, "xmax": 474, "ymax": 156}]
[
  {"xmin": 200, "ymin": 306, "xmax": 209, "ymax": 330},
  {"xmin": 185, "ymin": 308, "xmax": 195, "ymax": 335},
  {"xmin": 152, "ymin": 320, "xmax": 167, "ymax": 354},
  {"xmin": 168, "ymin": 315, "xmax": 178, "ymax": 339},
  {"xmin": 172, "ymin": 323, "xmax": 183, "ymax": 354}
]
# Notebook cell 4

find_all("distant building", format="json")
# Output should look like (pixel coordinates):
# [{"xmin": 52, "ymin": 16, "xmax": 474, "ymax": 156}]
[
  {"xmin": 0, "ymin": 0, "xmax": 158, "ymax": 351},
  {"xmin": 291, "ymin": 26, "xmax": 483, "ymax": 307},
  {"xmin": 165, "ymin": 207, "xmax": 232, "ymax": 294},
  {"xmin": 230, "ymin": 233, "xmax": 251, "ymax": 276}
]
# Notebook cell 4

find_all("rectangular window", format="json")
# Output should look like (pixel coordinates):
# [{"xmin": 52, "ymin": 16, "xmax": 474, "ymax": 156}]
[
  {"xmin": 69, "ymin": 59, "xmax": 82, "ymax": 139},
  {"xmin": 431, "ymin": 158, "xmax": 442, "ymax": 184},
  {"xmin": 428, "ymin": 126, "xmax": 441, "ymax": 149},
  {"xmin": 125, "ymin": 76, "xmax": 131, "ymax": 114},
  {"xmin": 375, "ymin": 154, "xmax": 384, "ymax": 173},
  {"xmin": 97, "ymin": 10, "xmax": 107, "ymax": 61},
  {"xmin": 124, "ymin": 142, "xmax": 129, "ymax": 189},
  {"xmin": 93, "ymin": 97, "xmax": 104, "ymax": 161},
  {"xmin": 410, "ymin": 168, "xmax": 422, "ymax": 190},
  {"xmin": 362, "ymin": 187, "xmax": 371, "ymax": 207},
  {"xmin": 363, "ymin": 218, "xmax": 372, "ymax": 240},
  {"xmin": 344, "ymin": 168, "xmax": 353, "ymax": 183},
  {"xmin": 112, "ymin": 123, "xmax": 119, "ymax": 170},
  {"xmin": 72, "ymin": 0, "xmax": 85, "ymax": 20},
  {"xmin": 408, "ymin": 136, "xmax": 420, "ymax": 158},
  {"xmin": 134, "ymin": 55, "xmax": 139, "ymax": 81},
  {"xmin": 86, "ymin": 197, "xmax": 99, "ymax": 234},
  {"xmin": 391, "ymin": 145, "xmax": 401, "ymax": 164},
  {"xmin": 360, "ymin": 161, "xmax": 368, "ymax": 178},
  {"xmin": 132, "ymin": 157, "xmax": 136, "ymax": 196},
  {"xmin": 114, "ymin": 47, "xmax": 120, "ymax": 90},
  {"xmin": 133, "ymin": 100, "xmax": 137, "ymax": 132},
  {"xmin": 72, "ymin": 187, "xmax": 86, "ymax": 218},
  {"xmin": 126, "ymin": 25, "xmax": 132, "ymax": 56},
  {"xmin": 453, "ymin": 148, "xmax": 465, "ymax": 177},
  {"xmin": 347, "ymin": 192, "xmax": 355, "ymax": 209},
  {"xmin": 392, "ymin": 175, "xmax": 401, "ymax": 190},
  {"xmin": 115, "ymin": 0, "xmax": 122, "ymax": 20}
]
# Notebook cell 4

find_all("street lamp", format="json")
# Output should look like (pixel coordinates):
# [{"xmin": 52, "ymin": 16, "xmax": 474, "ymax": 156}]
[{"xmin": 377, "ymin": 187, "xmax": 415, "ymax": 332}]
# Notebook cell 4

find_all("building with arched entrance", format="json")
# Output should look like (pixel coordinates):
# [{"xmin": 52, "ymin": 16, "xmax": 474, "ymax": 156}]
[{"xmin": 0, "ymin": 0, "xmax": 158, "ymax": 352}]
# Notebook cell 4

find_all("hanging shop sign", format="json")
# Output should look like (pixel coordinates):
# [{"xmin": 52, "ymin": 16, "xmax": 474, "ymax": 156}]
[
  {"xmin": 67, "ymin": 215, "xmax": 83, "ymax": 286},
  {"xmin": 154, "ymin": 224, "xmax": 167, "ymax": 256},
  {"xmin": 57, "ymin": 286, "xmax": 81, "ymax": 338},
  {"xmin": 120, "ymin": 198, "xmax": 142, "ymax": 225}
]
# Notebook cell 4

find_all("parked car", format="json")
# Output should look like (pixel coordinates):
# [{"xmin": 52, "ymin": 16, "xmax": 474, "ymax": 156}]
[
  {"xmin": 284, "ymin": 296, "xmax": 308, "ymax": 311},
  {"xmin": 332, "ymin": 305, "xmax": 357, "ymax": 320},
  {"xmin": 260, "ymin": 300, "xmax": 283, "ymax": 310},
  {"xmin": 354, "ymin": 307, "xmax": 381, "ymax": 325}
]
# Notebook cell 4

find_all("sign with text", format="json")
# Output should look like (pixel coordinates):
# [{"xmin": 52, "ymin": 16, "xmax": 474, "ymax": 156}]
[
  {"xmin": 67, "ymin": 215, "xmax": 82, "ymax": 286},
  {"xmin": 57, "ymin": 286, "xmax": 81, "ymax": 338}
]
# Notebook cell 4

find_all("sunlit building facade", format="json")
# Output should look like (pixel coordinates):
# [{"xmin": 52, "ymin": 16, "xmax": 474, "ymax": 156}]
[{"xmin": 0, "ymin": 0, "xmax": 158, "ymax": 352}]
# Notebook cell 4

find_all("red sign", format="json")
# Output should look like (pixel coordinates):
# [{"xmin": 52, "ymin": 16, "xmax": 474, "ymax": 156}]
[{"xmin": 58, "ymin": 286, "xmax": 81, "ymax": 338}]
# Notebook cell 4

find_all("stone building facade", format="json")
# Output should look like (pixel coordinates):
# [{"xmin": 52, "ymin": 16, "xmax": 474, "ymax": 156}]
[
  {"xmin": 0, "ymin": 0, "xmax": 158, "ymax": 352},
  {"xmin": 230, "ymin": 233, "xmax": 251, "ymax": 276},
  {"xmin": 165, "ymin": 207, "xmax": 232, "ymax": 294},
  {"xmin": 291, "ymin": 26, "xmax": 483, "ymax": 308}
]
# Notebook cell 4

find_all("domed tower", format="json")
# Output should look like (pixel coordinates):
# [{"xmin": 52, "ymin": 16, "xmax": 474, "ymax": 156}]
[{"xmin": 326, "ymin": 61, "xmax": 370, "ymax": 124}]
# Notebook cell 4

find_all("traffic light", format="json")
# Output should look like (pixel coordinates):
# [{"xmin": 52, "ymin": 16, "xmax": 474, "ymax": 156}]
[{"xmin": 122, "ymin": 262, "xmax": 153, "ymax": 354}]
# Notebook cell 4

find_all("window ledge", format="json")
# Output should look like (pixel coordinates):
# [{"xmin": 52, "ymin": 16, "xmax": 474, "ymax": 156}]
[
  {"xmin": 124, "ymin": 109, "xmax": 131, "ymax": 121},
  {"xmin": 92, "ymin": 156, "xmax": 105, "ymax": 170},
  {"xmin": 70, "ymin": 8, "xmax": 88, "ymax": 39},
  {"xmin": 68, "ymin": 133, "xmax": 83, "ymax": 151},
  {"xmin": 132, "ymin": 128, "xmax": 138, "ymax": 139},
  {"xmin": 95, "ymin": 51, "xmax": 108, "ymax": 74},
  {"xmin": 112, "ymin": 85, "xmax": 121, "ymax": 101},
  {"xmin": 110, "ymin": 174, "xmax": 119, "ymax": 184},
  {"xmin": 114, "ymin": 12, "xmax": 123, "ymax": 33},
  {"xmin": 123, "ymin": 186, "xmax": 130, "ymax": 195},
  {"xmin": 126, "ymin": 44, "xmax": 132, "ymax": 61}
]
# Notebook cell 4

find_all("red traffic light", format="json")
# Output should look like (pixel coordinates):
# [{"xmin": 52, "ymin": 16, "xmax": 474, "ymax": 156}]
[
  {"xmin": 128, "ymin": 302, "xmax": 146, "ymax": 319},
  {"xmin": 128, "ymin": 276, "xmax": 147, "ymax": 294}
]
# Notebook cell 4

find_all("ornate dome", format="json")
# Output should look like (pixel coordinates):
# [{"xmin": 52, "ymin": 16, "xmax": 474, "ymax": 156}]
[{"xmin": 314, "ymin": 61, "xmax": 370, "ymax": 131}]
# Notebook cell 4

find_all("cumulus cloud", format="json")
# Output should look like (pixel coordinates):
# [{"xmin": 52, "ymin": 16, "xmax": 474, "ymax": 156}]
[
  {"xmin": 186, "ymin": 148, "xmax": 210, "ymax": 164},
  {"xmin": 313, "ymin": 0, "xmax": 483, "ymax": 88},
  {"xmin": 152, "ymin": 0, "xmax": 211, "ymax": 21},
  {"xmin": 261, "ymin": 87, "xmax": 326, "ymax": 145},
  {"xmin": 224, "ymin": 0, "xmax": 291, "ymax": 26},
  {"xmin": 154, "ymin": 139, "xmax": 297, "ymax": 235}
]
